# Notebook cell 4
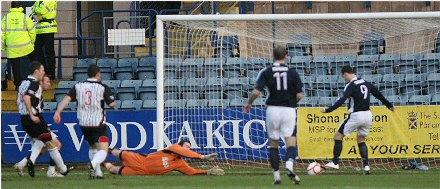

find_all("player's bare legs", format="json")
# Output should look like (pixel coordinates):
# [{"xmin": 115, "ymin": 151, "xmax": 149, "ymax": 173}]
[
  {"xmin": 284, "ymin": 136, "xmax": 300, "ymax": 185},
  {"xmin": 326, "ymin": 131, "xmax": 344, "ymax": 169},
  {"xmin": 357, "ymin": 135, "xmax": 370, "ymax": 174},
  {"xmin": 103, "ymin": 148, "xmax": 123, "ymax": 174}
]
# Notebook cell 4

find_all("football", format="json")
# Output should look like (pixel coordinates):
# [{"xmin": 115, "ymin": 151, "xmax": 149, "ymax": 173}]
[{"xmin": 307, "ymin": 162, "xmax": 323, "ymax": 175}]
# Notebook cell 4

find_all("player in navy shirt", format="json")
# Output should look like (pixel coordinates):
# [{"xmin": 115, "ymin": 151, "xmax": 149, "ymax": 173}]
[
  {"xmin": 322, "ymin": 66, "xmax": 395, "ymax": 174},
  {"xmin": 244, "ymin": 46, "xmax": 303, "ymax": 185}
]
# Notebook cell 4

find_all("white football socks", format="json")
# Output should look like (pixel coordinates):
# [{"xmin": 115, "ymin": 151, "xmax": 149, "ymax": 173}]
[
  {"xmin": 273, "ymin": 170, "xmax": 281, "ymax": 181},
  {"xmin": 29, "ymin": 140, "xmax": 45, "ymax": 164},
  {"xmin": 91, "ymin": 150, "xmax": 107, "ymax": 176},
  {"xmin": 286, "ymin": 159, "xmax": 294, "ymax": 171},
  {"xmin": 17, "ymin": 157, "xmax": 28, "ymax": 168},
  {"xmin": 89, "ymin": 149, "xmax": 97, "ymax": 161},
  {"xmin": 48, "ymin": 147, "xmax": 67, "ymax": 173}
]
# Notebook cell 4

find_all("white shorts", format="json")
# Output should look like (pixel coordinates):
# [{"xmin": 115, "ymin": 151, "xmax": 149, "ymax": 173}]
[
  {"xmin": 338, "ymin": 111, "xmax": 373, "ymax": 137},
  {"xmin": 266, "ymin": 106, "xmax": 297, "ymax": 140}
]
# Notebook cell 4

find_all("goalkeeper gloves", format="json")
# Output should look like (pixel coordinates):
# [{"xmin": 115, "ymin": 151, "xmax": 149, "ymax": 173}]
[
  {"xmin": 207, "ymin": 166, "xmax": 225, "ymax": 176},
  {"xmin": 202, "ymin": 153, "xmax": 218, "ymax": 161}
]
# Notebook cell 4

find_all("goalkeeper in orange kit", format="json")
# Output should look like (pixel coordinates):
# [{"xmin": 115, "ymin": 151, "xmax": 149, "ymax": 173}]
[{"xmin": 104, "ymin": 140, "xmax": 224, "ymax": 176}]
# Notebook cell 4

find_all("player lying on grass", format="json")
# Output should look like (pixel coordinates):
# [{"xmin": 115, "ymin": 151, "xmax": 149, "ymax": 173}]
[{"xmin": 104, "ymin": 140, "xmax": 225, "ymax": 176}]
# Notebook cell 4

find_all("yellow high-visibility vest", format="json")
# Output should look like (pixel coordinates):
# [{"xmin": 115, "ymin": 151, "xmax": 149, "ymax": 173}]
[
  {"xmin": 1, "ymin": 7, "xmax": 36, "ymax": 58},
  {"xmin": 32, "ymin": 0, "xmax": 57, "ymax": 34}
]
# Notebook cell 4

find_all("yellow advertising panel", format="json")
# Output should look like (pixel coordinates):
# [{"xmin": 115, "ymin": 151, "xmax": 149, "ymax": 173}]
[{"xmin": 297, "ymin": 106, "xmax": 440, "ymax": 159}]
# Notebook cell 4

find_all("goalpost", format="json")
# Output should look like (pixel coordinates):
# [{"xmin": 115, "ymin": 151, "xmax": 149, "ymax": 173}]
[{"xmin": 156, "ymin": 12, "xmax": 440, "ymax": 170}]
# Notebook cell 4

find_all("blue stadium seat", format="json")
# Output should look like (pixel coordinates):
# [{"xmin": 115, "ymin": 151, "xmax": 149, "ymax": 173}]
[
  {"xmin": 57, "ymin": 81, "xmax": 78, "ymax": 89},
  {"xmin": 208, "ymin": 99, "xmax": 229, "ymax": 107},
  {"xmin": 165, "ymin": 99, "xmax": 186, "ymax": 108},
  {"xmin": 400, "ymin": 81, "xmax": 423, "ymax": 95},
  {"xmin": 355, "ymin": 65, "xmax": 374, "ymax": 75},
  {"xmin": 359, "ymin": 33, "xmax": 384, "ymax": 55},
  {"xmin": 290, "ymin": 56, "xmax": 312, "ymax": 68},
  {"xmin": 163, "ymin": 58, "xmax": 182, "ymax": 79},
  {"xmin": 205, "ymin": 91, "xmax": 223, "ymax": 100},
  {"xmin": 318, "ymin": 97, "xmax": 339, "ymax": 106},
  {"xmin": 359, "ymin": 47, "xmax": 379, "ymax": 55},
  {"xmin": 229, "ymin": 98, "xmax": 246, "ymax": 107},
  {"xmin": 379, "ymin": 87, "xmax": 398, "ymax": 96},
  {"xmin": 396, "ymin": 54, "xmax": 422, "ymax": 74},
  {"xmin": 206, "ymin": 77, "xmax": 227, "ymax": 86},
  {"xmin": 381, "ymin": 74, "xmax": 404, "ymax": 87},
  {"xmin": 102, "ymin": 80, "xmax": 121, "ymax": 93},
  {"xmin": 404, "ymin": 73, "xmax": 427, "ymax": 82},
  {"xmin": 181, "ymin": 58, "xmax": 204, "ymax": 78},
  {"xmin": 298, "ymin": 97, "xmax": 319, "ymax": 107},
  {"xmin": 378, "ymin": 54, "xmax": 400, "ymax": 74},
  {"xmin": 228, "ymin": 77, "xmax": 248, "ymax": 86},
  {"xmin": 139, "ymin": 80, "xmax": 156, "ymax": 100},
  {"xmin": 137, "ymin": 66, "xmax": 155, "ymax": 80},
  {"xmin": 97, "ymin": 58, "xmax": 117, "ymax": 79},
  {"xmin": 247, "ymin": 69, "xmax": 261, "ymax": 78},
  {"xmin": 387, "ymin": 95, "xmax": 409, "ymax": 106},
  {"xmin": 55, "ymin": 81, "xmax": 78, "ymax": 102},
  {"xmin": 421, "ymin": 53, "xmax": 439, "ymax": 73},
  {"xmin": 315, "ymin": 75, "xmax": 338, "ymax": 89},
  {"xmin": 43, "ymin": 102, "xmax": 57, "ymax": 112},
  {"xmin": 182, "ymin": 92, "xmax": 201, "ymax": 99},
  {"xmin": 186, "ymin": 99, "xmax": 207, "ymax": 108},
  {"xmin": 120, "ymin": 100, "xmax": 143, "ymax": 110},
  {"xmin": 182, "ymin": 78, "xmax": 206, "ymax": 92},
  {"xmin": 142, "ymin": 100, "xmax": 156, "ymax": 109},
  {"xmin": 105, "ymin": 100, "xmax": 121, "ymax": 110},
  {"xmin": 117, "ymin": 80, "xmax": 142, "ymax": 100},
  {"xmin": 356, "ymin": 54, "xmax": 379, "ymax": 65},
  {"xmin": 360, "ymin": 74, "xmax": 382, "ymax": 84},
  {"xmin": 427, "ymin": 73, "xmax": 440, "ymax": 86},
  {"xmin": 245, "ymin": 57, "xmax": 271, "ymax": 69},
  {"xmin": 139, "ymin": 57, "xmax": 156, "ymax": 68},
  {"xmin": 165, "ymin": 79, "xmax": 184, "ymax": 93},
  {"xmin": 73, "ymin": 59, "xmax": 96, "ymax": 81},
  {"xmin": 203, "ymin": 58, "xmax": 223, "ymax": 75},
  {"xmin": 115, "ymin": 58, "xmax": 137, "ymax": 80},
  {"xmin": 226, "ymin": 90, "xmax": 243, "ymax": 99},
  {"xmin": 431, "ymin": 94, "xmax": 440, "ymax": 104},
  {"xmin": 64, "ymin": 102, "xmax": 77, "ymax": 111},
  {"xmin": 311, "ymin": 67, "xmax": 331, "ymax": 75},
  {"xmin": 424, "ymin": 86, "xmax": 440, "ymax": 95},
  {"xmin": 333, "ymin": 54, "xmax": 356, "ymax": 67},
  {"xmin": 225, "ymin": 58, "xmax": 244, "ymax": 77},
  {"xmin": 408, "ymin": 95, "xmax": 431, "ymax": 105},
  {"xmin": 77, "ymin": 58, "xmax": 96, "ymax": 66},
  {"xmin": 253, "ymin": 98, "xmax": 266, "ymax": 106},
  {"xmin": 311, "ymin": 55, "xmax": 331, "ymax": 70},
  {"xmin": 55, "ymin": 93, "xmax": 67, "ymax": 103}
]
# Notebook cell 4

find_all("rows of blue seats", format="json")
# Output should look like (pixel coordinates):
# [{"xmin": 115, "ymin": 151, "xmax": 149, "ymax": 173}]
[
  {"xmin": 44, "ymin": 93, "xmax": 440, "ymax": 111},
  {"xmin": 72, "ymin": 53, "xmax": 440, "ymax": 81},
  {"xmin": 57, "ymin": 72, "xmax": 440, "ymax": 105}
]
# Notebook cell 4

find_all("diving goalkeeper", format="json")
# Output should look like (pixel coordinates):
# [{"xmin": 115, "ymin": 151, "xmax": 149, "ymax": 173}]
[{"xmin": 104, "ymin": 140, "xmax": 224, "ymax": 176}]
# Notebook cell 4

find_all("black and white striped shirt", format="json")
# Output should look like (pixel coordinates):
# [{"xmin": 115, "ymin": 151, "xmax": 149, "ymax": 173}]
[
  {"xmin": 18, "ymin": 76, "xmax": 43, "ymax": 116},
  {"xmin": 68, "ymin": 78, "xmax": 114, "ymax": 127}
]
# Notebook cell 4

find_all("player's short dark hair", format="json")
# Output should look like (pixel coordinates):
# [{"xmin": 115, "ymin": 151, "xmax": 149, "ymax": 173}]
[
  {"xmin": 11, "ymin": 1, "xmax": 23, "ymax": 8},
  {"xmin": 87, "ymin": 64, "xmax": 100, "ymax": 77},
  {"xmin": 341, "ymin": 66, "xmax": 356, "ymax": 74},
  {"xmin": 178, "ymin": 139, "xmax": 191, "ymax": 146},
  {"xmin": 273, "ymin": 45, "xmax": 287, "ymax": 60},
  {"xmin": 29, "ymin": 61, "xmax": 43, "ymax": 74}
]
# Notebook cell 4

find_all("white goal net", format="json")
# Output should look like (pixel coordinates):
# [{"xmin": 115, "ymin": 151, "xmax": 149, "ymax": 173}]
[{"xmin": 156, "ymin": 12, "xmax": 440, "ymax": 170}]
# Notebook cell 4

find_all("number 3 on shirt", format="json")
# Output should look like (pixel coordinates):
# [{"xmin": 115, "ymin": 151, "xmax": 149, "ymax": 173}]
[
  {"xmin": 273, "ymin": 72, "xmax": 287, "ymax": 91},
  {"xmin": 360, "ymin": 85, "xmax": 368, "ymax": 99},
  {"xmin": 85, "ymin": 90, "xmax": 92, "ymax": 106}
]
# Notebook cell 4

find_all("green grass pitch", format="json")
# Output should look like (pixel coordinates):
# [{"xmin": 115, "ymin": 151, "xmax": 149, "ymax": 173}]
[{"xmin": 2, "ymin": 166, "xmax": 439, "ymax": 189}]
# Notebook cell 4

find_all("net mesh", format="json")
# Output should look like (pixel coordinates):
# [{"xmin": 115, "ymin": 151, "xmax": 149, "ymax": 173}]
[{"xmin": 159, "ymin": 16, "xmax": 440, "ymax": 171}]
